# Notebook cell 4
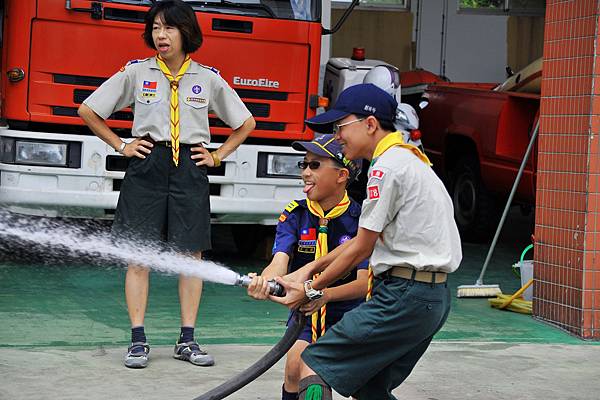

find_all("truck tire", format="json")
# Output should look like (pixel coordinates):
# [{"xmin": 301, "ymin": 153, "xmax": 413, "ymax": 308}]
[
  {"xmin": 449, "ymin": 157, "xmax": 500, "ymax": 242},
  {"xmin": 231, "ymin": 225, "xmax": 274, "ymax": 259},
  {"xmin": 232, "ymin": 225, "xmax": 262, "ymax": 255}
]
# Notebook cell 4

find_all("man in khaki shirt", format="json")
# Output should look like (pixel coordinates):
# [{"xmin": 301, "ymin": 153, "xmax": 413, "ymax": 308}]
[{"xmin": 272, "ymin": 84, "xmax": 461, "ymax": 400}]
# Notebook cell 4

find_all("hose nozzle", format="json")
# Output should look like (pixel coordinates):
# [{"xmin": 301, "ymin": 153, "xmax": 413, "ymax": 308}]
[{"xmin": 235, "ymin": 274, "xmax": 286, "ymax": 297}]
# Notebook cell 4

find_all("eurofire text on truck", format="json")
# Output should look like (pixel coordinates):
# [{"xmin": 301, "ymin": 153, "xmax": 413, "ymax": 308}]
[{"xmin": 0, "ymin": 0, "xmax": 362, "ymax": 252}]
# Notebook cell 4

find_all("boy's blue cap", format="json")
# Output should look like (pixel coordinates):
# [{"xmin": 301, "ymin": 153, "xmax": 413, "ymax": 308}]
[
  {"xmin": 292, "ymin": 134, "xmax": 362, "ymax": 182},
  {"xmin": 305, "ymin": 83, "xmax": 398, "ymax": 133}
]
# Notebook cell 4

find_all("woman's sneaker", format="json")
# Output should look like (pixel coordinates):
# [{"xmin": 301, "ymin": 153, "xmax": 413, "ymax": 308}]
[
  {"xmin": 124, "ymin": 342, "xmax": 150, "ymax": 369},
  {"xmin": 173, "ymin": 341, "xmax": 214, "ymax": 366}
]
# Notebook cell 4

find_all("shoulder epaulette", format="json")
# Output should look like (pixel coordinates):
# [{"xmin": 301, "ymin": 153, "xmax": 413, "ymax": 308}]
[
  {"xmin": 199, "ymin": 63, "xmax": 220, "ymax": 75},
  {"xmin": 285, "ymin": 200, "xmax": 299, "ymax": 213},
  {"xmin": 125, "ymin": 57, "xmax": 149, "ymax": 67},
  {"xmin": 119, "ymin": 58, "xmax": 149, "ymax": 72}
]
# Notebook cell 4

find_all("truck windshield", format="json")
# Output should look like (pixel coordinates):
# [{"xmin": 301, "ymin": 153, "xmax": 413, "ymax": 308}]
[{"xmin": 101, "ymin": 0, "xmax": 320, "ymax": 21}]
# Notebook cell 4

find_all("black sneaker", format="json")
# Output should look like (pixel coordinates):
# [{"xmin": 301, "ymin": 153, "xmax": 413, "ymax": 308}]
[
  {"xmin": 173, "ymin": 341, "xmax": 214, "ymax": 366},
  {"xmin": 124, "ymin": 342, "xmax": 149, "ymax": 369}
]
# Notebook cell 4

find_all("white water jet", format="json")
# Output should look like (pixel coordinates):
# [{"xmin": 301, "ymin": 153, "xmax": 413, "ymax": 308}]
[{"xmin": 0, "ymin": 211, "xmax": 239, "ymax": 285}]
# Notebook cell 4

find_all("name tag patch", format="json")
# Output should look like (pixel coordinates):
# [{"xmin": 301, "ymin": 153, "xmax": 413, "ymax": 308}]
[
  {"xmin": 368, "ymin": 185, "xmax": 380, "ymax": 200},
  {"xmin": 186, "ymin": 97, "xmax": 207, "ymax": 104},
  {"xmin": 298, "ymin": 239, "xmax": 316, "ymax": 253}
]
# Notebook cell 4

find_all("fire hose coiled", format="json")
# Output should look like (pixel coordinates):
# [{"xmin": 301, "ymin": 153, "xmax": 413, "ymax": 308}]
[{"xmin": 194, "ymin": 312, "xmax": 307, "ymax": 400}]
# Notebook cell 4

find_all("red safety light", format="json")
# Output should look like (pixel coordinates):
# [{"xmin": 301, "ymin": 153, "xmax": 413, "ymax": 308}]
[
  {"xmin": 351, "ymin": 47, "xmax": 365, "ymax": 61},
  {"xmin": 410, "ymin": 129, "xmax": 422, "ymax": 141}
]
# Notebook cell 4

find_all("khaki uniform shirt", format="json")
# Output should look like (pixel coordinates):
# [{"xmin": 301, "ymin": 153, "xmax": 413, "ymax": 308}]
[
  {"xmin": 83, "ymin": 57, "xmax": 252, "ymax": 145},
  {"xmin": 359, "ymin": 146, "xmax": 462, "ymax": 275}
]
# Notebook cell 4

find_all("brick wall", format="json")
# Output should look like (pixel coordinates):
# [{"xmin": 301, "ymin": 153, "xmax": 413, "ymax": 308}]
[{"xmin": 535, "ymin": 0, "xmax": 600, "ymax": 339}]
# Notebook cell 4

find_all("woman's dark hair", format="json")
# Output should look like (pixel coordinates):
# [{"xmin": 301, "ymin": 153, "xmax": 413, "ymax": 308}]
[{"xmin": 143, "ymin": 0, "xmax": 203, "ymax": 53}]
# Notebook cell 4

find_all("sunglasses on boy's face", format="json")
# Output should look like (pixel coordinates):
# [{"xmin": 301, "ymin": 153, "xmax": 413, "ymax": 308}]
[{"xmin": 297, "ymin": 160, "xmax": 341, "ymax": 170}]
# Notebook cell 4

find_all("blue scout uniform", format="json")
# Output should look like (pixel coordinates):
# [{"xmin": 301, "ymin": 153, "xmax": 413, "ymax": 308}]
[{"xmin": 273, "ymin": 198, "xmax": 368, "ymax": 342}]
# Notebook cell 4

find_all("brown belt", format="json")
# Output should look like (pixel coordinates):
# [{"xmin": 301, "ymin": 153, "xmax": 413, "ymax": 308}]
[{"xmin": 388, "ymin": 266, "xmax": 447, "ymax": 283}]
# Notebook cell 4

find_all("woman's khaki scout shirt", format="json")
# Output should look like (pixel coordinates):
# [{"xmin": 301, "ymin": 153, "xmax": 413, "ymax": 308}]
[{"xmin": 83, "ymin": 57, "xmax": 252, "ymax": 145}]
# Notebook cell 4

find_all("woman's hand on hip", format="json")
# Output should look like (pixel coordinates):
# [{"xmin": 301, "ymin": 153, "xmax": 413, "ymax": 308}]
[
  {"xmin": 123, "ymin": 138, "xmax": 153, "ymax": 159},
  {"xmin": 191, "ymin": 146, "xmax": 214, "ymax": 167}
]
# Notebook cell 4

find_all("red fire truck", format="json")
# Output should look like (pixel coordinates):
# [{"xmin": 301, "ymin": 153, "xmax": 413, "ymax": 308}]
[{"xmin": 1, "ymin": 0, "xmax": 357, "ymax": 246}]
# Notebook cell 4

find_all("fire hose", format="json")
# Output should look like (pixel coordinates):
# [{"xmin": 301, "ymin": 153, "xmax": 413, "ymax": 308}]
[{"xmin": 193, "ymin": 275, "xmax": 307, "ymax": 400}]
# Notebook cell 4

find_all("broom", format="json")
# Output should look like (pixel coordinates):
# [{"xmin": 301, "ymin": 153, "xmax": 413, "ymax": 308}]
[{"xmin": 457, "ymin": 120, "xmax": 539, "ymax": 298}]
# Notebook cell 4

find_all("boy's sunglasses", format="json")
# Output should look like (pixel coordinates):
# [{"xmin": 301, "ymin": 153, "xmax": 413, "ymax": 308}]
[{"xmin": 298, "ymin": 160, "xmax": 341, "ymax": 170}]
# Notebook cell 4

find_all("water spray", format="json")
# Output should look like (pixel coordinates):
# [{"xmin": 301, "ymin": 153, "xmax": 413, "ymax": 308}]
[
  {"xmin": 0, "ymin": 210, "xmax": 298, "ymax": 400},
  {"xmin": 234, "ymin": 274, "xmax": 286, "ymax": 297}
]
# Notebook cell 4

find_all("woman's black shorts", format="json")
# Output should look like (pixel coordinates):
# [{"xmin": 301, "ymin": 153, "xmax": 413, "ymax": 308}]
[{"xmin": 112, "ymin": 143, "xmax": 211, "ymax": 253}]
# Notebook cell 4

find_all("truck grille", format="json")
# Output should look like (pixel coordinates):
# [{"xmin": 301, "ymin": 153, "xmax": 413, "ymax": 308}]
[
  {"xmin": 52, "ymin": 106, "xmax": 133, "ymax": 121},
  {"xmin": 54, "ymin": 105, "xmax": 284, "ymax": 131}
]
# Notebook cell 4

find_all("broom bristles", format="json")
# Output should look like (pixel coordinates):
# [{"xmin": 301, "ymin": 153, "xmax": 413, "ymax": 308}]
[{"xmin": 456, "ymin": 284, "xmax": 501, "ymax": 298}]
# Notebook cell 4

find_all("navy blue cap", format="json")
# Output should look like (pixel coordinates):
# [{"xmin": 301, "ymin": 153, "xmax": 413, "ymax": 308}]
[
  {"xmin": 306, "ymin": 83, "xmax": 398, "ymax": 133},
  {"xmin": 292, "ymin": 134, "xmax": 362, "ymax": 182}
]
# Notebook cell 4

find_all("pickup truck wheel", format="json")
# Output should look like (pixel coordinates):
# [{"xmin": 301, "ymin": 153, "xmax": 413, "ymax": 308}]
[{"xmin": 450, "ymin": 158, "xmax": 500, "ymax": 242}]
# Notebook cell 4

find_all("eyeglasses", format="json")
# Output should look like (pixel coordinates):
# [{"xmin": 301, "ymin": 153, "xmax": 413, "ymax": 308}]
[
  {"xmin": 333, "ymin": 118, "xmax": 365, "ymax": 135},
  {"xmin": 297, "ymin": 160, "xmax": 341, "ymax": 170}
]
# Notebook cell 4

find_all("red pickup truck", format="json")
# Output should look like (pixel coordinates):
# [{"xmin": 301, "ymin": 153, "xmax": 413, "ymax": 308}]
[{"xmin": 418, "ymin": 79, "xmax": 540, "ymax": 241}]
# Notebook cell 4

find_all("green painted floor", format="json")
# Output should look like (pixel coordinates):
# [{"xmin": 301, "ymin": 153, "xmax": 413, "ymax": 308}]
[{"xmin": 0, "ymin": 212, "xmax": 595, "ymax": 348}]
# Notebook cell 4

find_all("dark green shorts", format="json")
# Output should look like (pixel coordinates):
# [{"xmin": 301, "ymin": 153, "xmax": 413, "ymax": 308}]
[
  {"xmin": 112, "ymin": 144, "xmax": 211, "ymax": 253},
  {"xmin": 301, "ymin": 276, "xmax": 451, "ymax": 399}
]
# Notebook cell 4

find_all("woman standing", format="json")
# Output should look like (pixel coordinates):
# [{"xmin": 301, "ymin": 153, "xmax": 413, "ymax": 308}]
[{"xmin": 78, "ymin": 0, "xmax": 255, "ymax": 369}]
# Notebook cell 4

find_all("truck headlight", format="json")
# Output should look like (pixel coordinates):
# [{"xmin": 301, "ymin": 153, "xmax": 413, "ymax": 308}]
[
  {"xmin": 258, "ymin": 152, "xmax": 303, "ymax": 178},
  {"xmin": 0, "ymin": 137, "xmax": 81, "ymax": 168},
  {"xmin": 16, "ymin": 141, "xmax": 68, "ymax": 166}
]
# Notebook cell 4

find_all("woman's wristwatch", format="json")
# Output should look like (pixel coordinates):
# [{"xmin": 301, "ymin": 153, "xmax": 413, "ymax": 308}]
[
  {"xmin": 116, "ymin": 141, "xmax": 126, "ymax": 154},
  {"xmin": 304, "ymin": 279, "xmax": 324, "ymax": 301}
]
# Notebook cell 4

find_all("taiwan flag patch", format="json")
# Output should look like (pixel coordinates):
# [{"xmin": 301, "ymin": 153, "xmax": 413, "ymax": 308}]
[
  {"xmin": 300, "ymin": 228, "xmax": 316, "ymax": 241},
  {"xmin": 368, "ymin": 185, "xmax": 380, "ymax": 200},
  {"xmin": 142, "ymin": 80, "xmax": 158, "ymax": 98}
]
